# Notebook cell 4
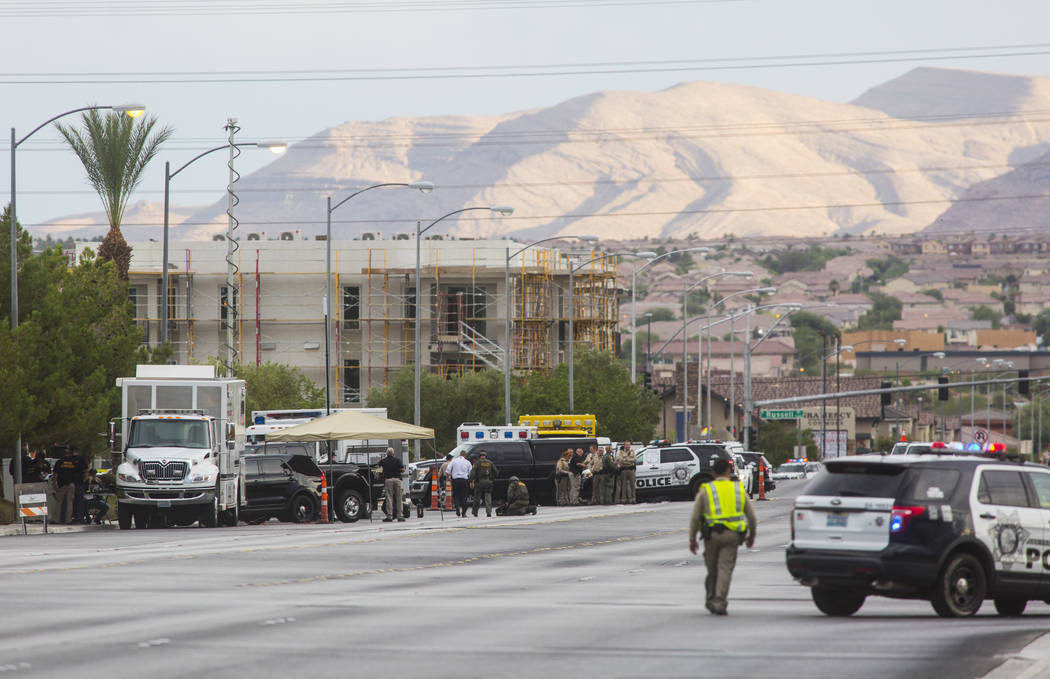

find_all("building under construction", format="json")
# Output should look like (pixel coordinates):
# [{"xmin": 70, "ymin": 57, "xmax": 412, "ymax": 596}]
[{"xmin": 87, "ymin": 237, "xmax": 620, "ymax": 406}]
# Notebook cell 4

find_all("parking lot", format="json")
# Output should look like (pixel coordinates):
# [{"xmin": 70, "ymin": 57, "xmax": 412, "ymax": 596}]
[{"xmin": 2, "ymin": 482, "xmax": 1050, "ymax": 679}]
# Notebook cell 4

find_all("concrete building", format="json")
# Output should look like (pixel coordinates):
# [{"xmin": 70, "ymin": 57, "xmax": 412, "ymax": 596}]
[{"xmin": 84, "ymin": 238, "xmax": 619, "ymax": 406}]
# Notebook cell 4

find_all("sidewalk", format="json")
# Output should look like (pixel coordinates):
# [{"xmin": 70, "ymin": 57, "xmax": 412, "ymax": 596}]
[{"xmin": 1, "ymin": 521, "xmax": 112, "ymax": 537}]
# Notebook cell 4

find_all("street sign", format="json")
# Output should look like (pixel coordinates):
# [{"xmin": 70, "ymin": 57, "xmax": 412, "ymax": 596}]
[
  {"xmin": 974, "ymin": 428, "xmax": 989, "ymax": 445},
  {"xmin": 761, "ymin": 409, "xmax": 803, "ymax": 420}
]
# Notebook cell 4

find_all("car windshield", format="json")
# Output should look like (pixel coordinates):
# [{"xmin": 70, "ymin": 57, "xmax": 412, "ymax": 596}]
[
  {"xmin": 778, "ymin": 463, "xmax": 804, "ymax": 473},
  {"xmin": 128, "ymin": 419, "xmax": 210, "ymax": 449},
  {"xmin": 803, "ymin": 461, "xmax": 906, "ymax": 497}
]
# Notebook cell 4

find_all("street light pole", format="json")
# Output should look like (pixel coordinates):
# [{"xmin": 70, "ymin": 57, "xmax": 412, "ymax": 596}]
[
  {"xmin": 629, "ymin": 247, "xmax": 708, "ymax": 383},
  {"xmin": 161, "ymin": 140, "xmax": 287, "ymax": 347},
  {"xmin": 9, "ymin": 103, "xmax": 144, "ymax": 485},
  {"xmin": 504, "ymin": 234, "xmax": 599, "ymax": 424},
  {"xmin": 324, "ymin": 181, "xmax": 433, "ymax": 415},
  {"xmin": 416, "ymin": 205, "xmax": 512, "ymax": 457}
]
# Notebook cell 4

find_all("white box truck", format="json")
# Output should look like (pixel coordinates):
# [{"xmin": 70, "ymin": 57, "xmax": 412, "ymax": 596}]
[{"xmin": 110, "ymin": 365, "xmax": 246, "ymax": 529}]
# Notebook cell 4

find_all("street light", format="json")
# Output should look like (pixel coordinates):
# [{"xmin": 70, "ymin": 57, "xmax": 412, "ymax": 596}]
[
  {"xmin": 566, "ymin": 249, "xmax": 652, "ymax": 413},
  {"xmin": 8, "ymin": 103, "xmax": 144, "ymax": 486},
  {"xmin": 324, "ymin": 181, "xmax": 433, "ymax": 417},
  {"xmin": 628, "ymin": 247, "xmax": 709, "ymax": 383},
  {"xmin": 161, "ymin": 140, "xmax": 288, "ymax": 346},
  {"xmin": 416, "ymin": 205, "xmax": 513, "ymax": 458},
  {"xmin": 504, "ymin": 234, "xmax": 599, "ymax": 424}
]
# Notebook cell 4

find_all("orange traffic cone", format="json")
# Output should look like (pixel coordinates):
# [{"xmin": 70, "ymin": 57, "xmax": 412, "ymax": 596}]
[
  {"xmin": 429, "ymin": 470, "xmax": 440, "ymax": 510},
  {"xmin": 320, "ymin": 472, "xmax": 330, "ymax": 523},
  {"xmin": 757, "ymin": 464, "xmax": 768, "ymax": 501}
]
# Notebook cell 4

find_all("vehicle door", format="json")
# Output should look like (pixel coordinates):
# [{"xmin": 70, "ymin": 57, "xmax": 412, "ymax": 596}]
[
  {"xmin": 636, "ymin": 446, "xmax": 696, "ymax": 495},
  {"xmin": 488, "ymin": 442, "xmax": 532, "ymax": 499},
  {"xmin": 255, "ymin": 457, "xmax": 294, "ymax": 510},
  {"xmin": 1023, "ymin": 469, "xmax": 1050, "ymax": 593},
  {"xmin": 970, "ymin": 467, "xmax": 1046, "ymax": 592}
]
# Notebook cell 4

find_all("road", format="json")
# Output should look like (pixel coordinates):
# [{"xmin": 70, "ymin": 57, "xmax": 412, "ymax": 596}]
[{"xmin": 1, "ymin": 482, "xmax": 1049, "ymax": 679}]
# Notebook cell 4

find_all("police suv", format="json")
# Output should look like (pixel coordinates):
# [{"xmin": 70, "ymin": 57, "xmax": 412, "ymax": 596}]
[
  {"xmin": 786, "ymin": 450, "xmax": 1050, "ymax": 617},
  {"xmin": 633, "ymin": 440, "xmax": 742, "ymax": 500}
]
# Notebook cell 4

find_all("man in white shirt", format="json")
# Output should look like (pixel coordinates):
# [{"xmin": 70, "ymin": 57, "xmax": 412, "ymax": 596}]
[{"xmin": 446, "ymin": 451, "xmax": 474, "ymax": 517}]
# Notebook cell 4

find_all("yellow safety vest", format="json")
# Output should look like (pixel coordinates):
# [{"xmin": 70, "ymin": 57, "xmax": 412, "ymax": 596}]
[{"xmin": 702, "ymin": 479, "xmax": 748, "ymax": 533}]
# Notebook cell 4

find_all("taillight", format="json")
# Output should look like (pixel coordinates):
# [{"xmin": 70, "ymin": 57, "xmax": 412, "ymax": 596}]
[{"xmin": 890, "ymin": 505, "xmax": 926, "ymax": 533}]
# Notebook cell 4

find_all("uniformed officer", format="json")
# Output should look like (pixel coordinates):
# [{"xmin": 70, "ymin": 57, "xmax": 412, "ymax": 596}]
[
  {"xmin": 584, "ymin": 444, "xmax": 602, "ymax": 504},
  {"xmin": 469, "ymin": 450, "xmax": 499, "ymax": 517},
  {"xmin": 615, "ymin": 442, "xmax": 637, "ymax": 504},
  {"xmin": 688, "ymin": 458, "xmax": 756, "ymax": 615},
  {"xmin": 599, "ymin": 446, "xmax": 617, "ymax": 505},
  {"xmin": 498, "ymin": 476, "xmax": 536, "ymax": 516}
]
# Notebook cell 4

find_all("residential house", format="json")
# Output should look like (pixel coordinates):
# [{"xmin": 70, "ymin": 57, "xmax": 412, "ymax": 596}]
[
  {"xmin": 891, "ymin": 240, "xmax": 922, "ymax": 255},
  {"xmin": 1015, "ymin": 295, "xmax": 1046, "ymax": 317},
  {"xmin": 945, "ymin": 320, "xmax": 993, "ymax": 347},
  {"xmin": 921, "ymin": 240, "xmax": 948, "ymax": 255},
  {"xmin": 946, "ymin": 240, "xmax": 974, "ymax": 256}
]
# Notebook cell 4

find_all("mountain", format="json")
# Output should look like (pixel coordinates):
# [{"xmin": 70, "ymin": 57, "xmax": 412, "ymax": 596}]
[{"xmin": 38, "ymin": 67, "xmax": 1050, "ymax": 242}]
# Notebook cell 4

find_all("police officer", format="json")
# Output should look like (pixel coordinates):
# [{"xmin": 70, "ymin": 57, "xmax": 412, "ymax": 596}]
[
  {"xmin": 52, "ymin": 445, "xmax": 85, "ymax": 524},
  {"xmin": 570, "ymin": 448, "xmax": 586, "ymax": 505},
  {"xmin": 615, "ymin": 443, "xmax": 637, "ymax": 504},
  {"xmin": 469, "ymin": 450, "xmax": 499, "ymax": 517},
  {"xmin": 600, "ymin": 446, "xmax": 617, "ymax": 505},
  {"xmin": 688, "ymin": 458, "xmax": 756, "ymax": 615},
  {"xmin": 584, "ymin": 444, "xmax": 602, "ymax": 504},
  {"xmin": 498, "ymin": 476, "xmax": 536, "ymax": 516}
]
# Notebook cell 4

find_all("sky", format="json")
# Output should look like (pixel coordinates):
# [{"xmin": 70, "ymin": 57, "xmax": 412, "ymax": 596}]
[{"xmin": 3, "ymin": 0, "xmax": 1050, "ymax": 229}]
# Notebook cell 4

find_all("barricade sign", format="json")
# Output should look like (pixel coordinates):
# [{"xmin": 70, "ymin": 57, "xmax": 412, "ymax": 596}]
[{"xmin": 16, "ymin": 482, "xmax": 49, "ymax": 535}]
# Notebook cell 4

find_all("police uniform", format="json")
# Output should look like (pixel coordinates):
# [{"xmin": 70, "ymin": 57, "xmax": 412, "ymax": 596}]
[
  {"xmin": 599, "ymin": 448, "xmax": 617, "ymax": 505},
  {"xmin": 584, "ymin": 449, "xmax": 602, "ymax": 504},
  {"xmin": 615, "ymin": 445, "xmax": 637, "ymax": 504},
  {"xmin": 688, "ymin": 476, "xmax": 757, "ymax": 615},
  {"xmin": 469, "ymin": 453, "xmax": 499, "ymax": 517}
]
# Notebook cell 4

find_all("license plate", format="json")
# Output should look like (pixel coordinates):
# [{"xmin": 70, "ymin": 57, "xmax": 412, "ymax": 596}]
[
  {"xmin": 157, "ymin": 500, "xmax": 171, "ymax": 508},
  {"xmin": 826, "ymin": 513, "xmax": 847, "ymax": 527}
]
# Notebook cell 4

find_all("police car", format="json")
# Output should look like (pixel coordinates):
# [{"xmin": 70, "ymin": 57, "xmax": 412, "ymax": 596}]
[
  {"xmin": 786, "ymin": 449, "xmax": 1050, "ymax": 617},
  {"xmin": 634, "ymin": 440, "xmax": 741, "ymax": 500}
]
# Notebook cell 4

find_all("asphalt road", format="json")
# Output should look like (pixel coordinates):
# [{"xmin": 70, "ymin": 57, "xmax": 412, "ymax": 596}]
[{"xmin": 2, "ymin": 482, "xmax": 1050, "ymax": 679}]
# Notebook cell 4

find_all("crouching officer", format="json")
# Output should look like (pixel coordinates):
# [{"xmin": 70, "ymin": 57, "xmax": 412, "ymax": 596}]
[
  {"xmin": 497, "ymin": 476, "xmax": 537, "ymax": 516},
  {"xmin": 688, "ymin": 458, "xmax": 756, "ymax": 615}
]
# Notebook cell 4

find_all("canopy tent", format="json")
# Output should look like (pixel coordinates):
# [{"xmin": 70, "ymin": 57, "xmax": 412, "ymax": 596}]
[{"xmin": 265, "ymin": 409, "xmax": 434, "ymax": 442}]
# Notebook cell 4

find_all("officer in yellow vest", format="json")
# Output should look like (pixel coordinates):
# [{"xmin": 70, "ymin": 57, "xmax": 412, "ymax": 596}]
[{"xmin": 688, "ymin": 457, "xmax": 756, "ymax": 615}]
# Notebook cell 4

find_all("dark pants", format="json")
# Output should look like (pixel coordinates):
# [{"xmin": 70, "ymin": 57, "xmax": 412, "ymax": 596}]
[
  {"xmin": 451, "ymin": 478, "xmax": 470, "ymax": 515},
  {"xmin": 55, "ymin": 483, "xmax": 75, "ymax": 523},
  {"xmin": 73, "ymin": 483, "xmax": 87, "ymax": 523},
  {"xmin": 472, "ymin": 482, "xmax": 493, "ymax": 516}
]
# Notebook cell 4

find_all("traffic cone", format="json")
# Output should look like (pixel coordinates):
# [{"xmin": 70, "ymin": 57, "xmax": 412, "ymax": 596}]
[
  {"xmin": 444, "ymin": 479, "xmax": 453, "ymax": 510},
  {"xmin": 320, "ymin": 472, "xmax": 330, "ymax": 523},
  {"xmin": 757, "ymin": 465, "xmax": 768, "ymax": 501},
  {"xmin": 429, "ymin": 470, "xmax": 439, "ymax": 510}
]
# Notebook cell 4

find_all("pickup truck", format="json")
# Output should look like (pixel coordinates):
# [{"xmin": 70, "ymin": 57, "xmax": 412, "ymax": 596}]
[{"xmin": 409, "ymin": 436, "xmax": 600, "ymax": 507}]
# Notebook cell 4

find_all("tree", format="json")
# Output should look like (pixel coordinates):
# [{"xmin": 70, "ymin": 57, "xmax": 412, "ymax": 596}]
[
  {"xmin": 756, "ymin": 421, "xmax": 817, "ymax": 466},
  {"xmin": 790, "ymin": 311, "xmax": 838, "ymax": 374},
  {"xmin": 970, "ymin": 305, "xmax": 1002, "ymax": 329},
  {"xmin": 761, "ymin": 244, "xmax": 850, "ymax": 274},
  {"xmin": 636, "ymin": 307, "xmax": 675, "ymax": 324},
  {"xmin": 856, "ymin": 292, "xmax": 903, "ymax": 331},
  {"xmin": 865, "ymin": 255, "xmax": 909, "ymax": 284},
  {"xmin": 231, "ymin": 362, "xmax": 325, "ymax": 416},
  {"xmin": 56, "ymin": 110, "xmax": 173, "ymax": 280},
  {"xmin": 1034, "ymin": 309, "xmax": 1050, "ymax": 346},
  {"xmin": 517, "ymin": 349, "xmax": 660, "ymax": 443}
]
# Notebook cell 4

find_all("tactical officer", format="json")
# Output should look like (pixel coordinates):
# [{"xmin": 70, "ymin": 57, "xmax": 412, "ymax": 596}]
[
  {"xmin": 688, "ymin": 458, "xmax": 756, "ymax": 615},
  {"xmin": 498, "ymin": 476, "xmax": 536, "ymax": 516},
  {"xmin": 52, "ymin": 445, "xmax": 85, "ymax": 524},
  {"xmin": 469, "ymin": 450, "xmax": 499, "ymax": 517}
]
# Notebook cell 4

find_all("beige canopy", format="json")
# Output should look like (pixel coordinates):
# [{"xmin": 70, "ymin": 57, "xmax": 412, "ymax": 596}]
[{"xmin": 265, "ymin": 409, "xmax": 434, "ymax": 441}]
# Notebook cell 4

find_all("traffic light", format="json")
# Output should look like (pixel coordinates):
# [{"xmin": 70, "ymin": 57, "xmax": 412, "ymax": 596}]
[
  {"xmin": 643, "ymin": 369, "xmax": 652, "ymax": 391},
  {"xmin": 1019, "ymin": 370, "xmax": 1030, "ymax": 395},
  {"xmin": 880, "ymin": 381, "xmax": 893, "ymax": 407},
  {"xmin": 938, "ymin": 375, "xmax": 949, "ymax": 401}
]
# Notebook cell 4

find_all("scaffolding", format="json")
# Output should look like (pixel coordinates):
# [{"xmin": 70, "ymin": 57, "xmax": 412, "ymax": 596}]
[
  {"xmin": 514, "ymin": 248, "xmax": 556, "ymax": 371},
  {"xmin": 572, "ymin": 253, "xmax": 618, "ymax": 354}
]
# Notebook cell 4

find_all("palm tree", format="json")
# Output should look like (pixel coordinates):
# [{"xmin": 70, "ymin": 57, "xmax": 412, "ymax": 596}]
[{"xmin": 57, "ymin": 110, "xmax": 173, "ymax": 279}]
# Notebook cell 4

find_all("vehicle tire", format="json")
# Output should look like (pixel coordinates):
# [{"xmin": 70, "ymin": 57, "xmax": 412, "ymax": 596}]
[
  {"xmin": 335, "ymin": 488, "xmax": 366, "ymax": 523},
  {"xmin": 689, "ymin": 475, "xmax": 710, "ymax": 500},
  {"xmin": 993, "ymin": 597, "xmax": 1027, "ymax": 616},
  {"xmin": 811, "ymin": 587, "xmax": 866, "ymax": 616},
  {"xmin": 931, "ymin": 553, "xmax": 986, "ymax": 617},
  {"xmin": 117, "ymin": 503, "xmax": 133, "ymax": 530},
  {"xmin": 199, "ymin": 497, "xmax": 219, "ymax": 528},
  {"xmin": 287, "ymin": 494, "xmax": 316, "ymax": 523},
  {"xmin": 222, "ymin": 505, "xmax": 239, "ymax": 527}
]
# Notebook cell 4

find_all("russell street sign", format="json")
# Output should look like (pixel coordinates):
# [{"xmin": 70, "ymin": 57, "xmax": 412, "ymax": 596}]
[{"xmin": 760, "ymin": 409, "xmax": 803, "ymax": 420}]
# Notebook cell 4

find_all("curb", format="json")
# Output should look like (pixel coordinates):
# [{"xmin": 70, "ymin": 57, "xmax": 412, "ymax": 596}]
[
  {"xmin": 1, "ymin": 522, "xmax": 111, "ymax": 537},
  {"xmin": 981, "ymin": 632, "xmax": 1050, "ymax": 679}
]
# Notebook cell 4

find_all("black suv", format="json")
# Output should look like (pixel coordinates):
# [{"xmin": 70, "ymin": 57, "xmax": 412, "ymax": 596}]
[
  {"xmin": 243, "ymin": 453, "xmax": 323, "ymax": 523},
  {"xmin": 786, "ymin": 451, "xmax": 1050, "ymax": 617}
]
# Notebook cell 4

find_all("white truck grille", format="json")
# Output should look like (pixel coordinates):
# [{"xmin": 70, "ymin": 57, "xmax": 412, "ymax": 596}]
[{"xmin": 141, "ymin": 461, "xmax": 188, "ymax": 481}]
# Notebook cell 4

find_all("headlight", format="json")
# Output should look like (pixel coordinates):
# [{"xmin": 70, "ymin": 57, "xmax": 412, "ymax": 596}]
[
  {"xmin": 118, "ymin": 471, "xmax": 140, "ymax": 483},
  {"xmin": 414, "ymin": 468, "xmax": 431, "ymax": 482}
]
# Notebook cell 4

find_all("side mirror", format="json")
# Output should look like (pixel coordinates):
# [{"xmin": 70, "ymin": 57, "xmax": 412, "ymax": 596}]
[
  {"xmin": 226, "ymin": 422, "xmax": 236, "ymax": 447},
  {"xmin": 109, "ymin": 422, "xmax": 121, "ymax": 453}
]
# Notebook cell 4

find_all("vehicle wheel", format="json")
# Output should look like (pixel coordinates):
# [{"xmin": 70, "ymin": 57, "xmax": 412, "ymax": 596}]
[
  {"xmin": 335, "ymin": 489, "xmax": 366, "ymax": 523},
  {"xmin": 133, "ymin": 509, "xmax": 151, "ymax": 529},
  {"xmin": 287, "ymin": 494, "xmax": 316, "ymax": 523},
  {"xmin": 117, "ymin": 503, "xmax": 133, "ymax": 530},
  {"xmin": 931, "ymin": 553, "xmax": 986, "ymax": 617},
  {"xmin": 199, "ymin": 498, "xmax": 219, "ymax": 528},
  {"xmin": 688, "ymin": 477, "xmax": 705, "ymax": 500},
  {"xmin": 811, "ymin": 587, "xmax": 866, "ymax": 616},
  {"xmin": 222, "ymin": 505, "xmax": 239, "ymax": 527},
  {"xmin": 994, "ymin": 597, "xmax": 1027, "ymax": 616}
]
